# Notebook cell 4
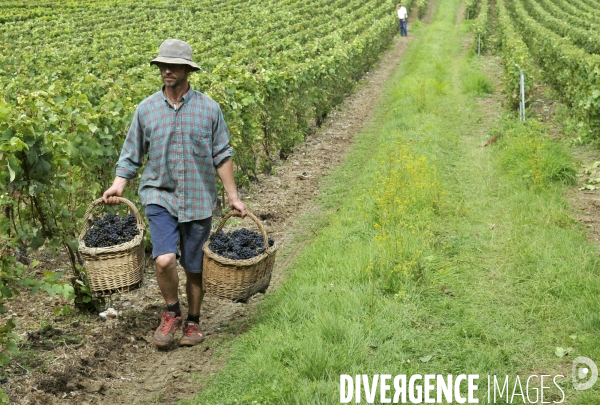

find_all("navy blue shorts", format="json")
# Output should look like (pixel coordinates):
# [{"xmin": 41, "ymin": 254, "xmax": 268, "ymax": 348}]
[{"xmin": 145, "ymin": 204, "xmax": 212, "ymax": 274}]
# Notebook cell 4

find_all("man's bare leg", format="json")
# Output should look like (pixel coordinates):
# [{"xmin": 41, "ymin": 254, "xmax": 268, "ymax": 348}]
[
  {"xmin": 185, "ymin": 270, "xmax": 204, "ymax": 316},
  {"xmin": 179, "ymin": 270, "xmax": 205, "ymax": 346},
  {"xmin": 155, "ymin": 253, "xmax": 179, "ymax": 305}
]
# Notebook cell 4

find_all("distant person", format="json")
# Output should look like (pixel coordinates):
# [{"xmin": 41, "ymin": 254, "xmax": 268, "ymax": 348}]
[
  {"xmin": 102, "ymin": 38, "xmax": 247, "ymax": 348},
  {"xmin": 397, "ymin": 3, "xmax": 408, "ymax": 37}
]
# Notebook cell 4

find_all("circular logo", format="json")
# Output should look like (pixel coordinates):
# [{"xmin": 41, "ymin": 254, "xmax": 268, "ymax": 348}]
[{"xmin": 572, "ymin": 356, "xmax": 598, "ymax": 391}]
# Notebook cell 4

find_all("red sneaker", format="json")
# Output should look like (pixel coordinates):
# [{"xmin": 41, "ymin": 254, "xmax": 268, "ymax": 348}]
[
  {"xmin": 153, "ymin": 311, "xmax": 182, "ymax": 348},
  {"xmin": 179, "ymin": 321, "xmax": 204, "ymax": 346}
]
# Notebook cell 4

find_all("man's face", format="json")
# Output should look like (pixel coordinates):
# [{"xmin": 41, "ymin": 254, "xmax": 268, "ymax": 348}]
[{"xmin": 157, "ymin": 63, "xmax": 189, "ymax": 88}]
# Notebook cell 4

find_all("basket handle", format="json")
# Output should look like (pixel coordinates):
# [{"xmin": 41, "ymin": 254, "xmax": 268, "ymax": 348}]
[
  {"xmin": 214, "ymin": 210, "xmax": 269, "ymax": 248},
  {"xmin": 81, "ymin": 197, "xmax": 146, "ymax": 232}
]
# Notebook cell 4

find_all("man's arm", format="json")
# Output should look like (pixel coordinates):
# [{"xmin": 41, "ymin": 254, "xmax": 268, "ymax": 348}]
[
  {"xmin": 102, "ymin": 107, "xmax": 146, "ymax": 205},
  {"xmin": 216, "ymin": 157, "xmax": 247, "ymax": 217}
]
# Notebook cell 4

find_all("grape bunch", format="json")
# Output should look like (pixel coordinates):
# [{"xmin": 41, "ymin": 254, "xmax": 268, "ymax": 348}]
[
  {"xmin": 209, "ymin": 228, "xmax": 275, "ymax": 260},
  {"xmin": 83, "ymin": 213, "xmax": 139, "ymax": 248}
]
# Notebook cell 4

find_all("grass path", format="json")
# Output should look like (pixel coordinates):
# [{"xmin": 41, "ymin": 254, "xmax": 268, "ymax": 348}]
[{"xmin": 181, "ymin": 0, "xmax": 600, "ymax": 403}]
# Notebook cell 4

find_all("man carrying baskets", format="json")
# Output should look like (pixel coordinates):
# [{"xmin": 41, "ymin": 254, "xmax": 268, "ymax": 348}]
[{"xmin": 103, "ymin": 38, "xmax": 247, "ymax": 348}]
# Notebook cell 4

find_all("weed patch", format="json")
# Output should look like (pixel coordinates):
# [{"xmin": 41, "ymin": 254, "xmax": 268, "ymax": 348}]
[
  {"xmin": 365, "ymin": 140, "xmax": 441, "ymax": 294},
  {"xmin": 463, "ymin": 70, "xmax": 495, "ymax": 96},
  {"xmin": 497, "ymin": 119, "xmax": 577, "ymax": 188}
]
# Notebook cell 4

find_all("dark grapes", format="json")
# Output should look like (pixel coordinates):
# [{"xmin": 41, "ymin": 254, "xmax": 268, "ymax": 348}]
[
  {"xmin": 83, "ymin": 213, "xmax": 139, "ymax": 248},
  {"xmin": 208, "ymin": 228, "xmax": 275, "ymax": 260}
]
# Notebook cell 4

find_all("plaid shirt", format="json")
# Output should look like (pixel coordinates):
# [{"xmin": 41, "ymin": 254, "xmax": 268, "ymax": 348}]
[{"xmin": 115, "ymin": 86, "xmax": 232, "ymax": 222}]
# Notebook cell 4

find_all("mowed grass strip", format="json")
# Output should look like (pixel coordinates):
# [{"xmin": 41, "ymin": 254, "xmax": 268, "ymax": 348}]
[{"xmin": 182, "ymin": 0, "xmax": 600, "ymax": 403}]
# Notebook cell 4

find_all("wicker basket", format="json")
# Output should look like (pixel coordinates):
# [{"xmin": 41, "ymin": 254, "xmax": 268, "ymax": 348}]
[
  {"xmin": 202, "ymin": 210, "xmax": 278, "ymax": 302},
  {"xmin": 77, "ymin": 197, "xmax": 146, "ymax": 296}
]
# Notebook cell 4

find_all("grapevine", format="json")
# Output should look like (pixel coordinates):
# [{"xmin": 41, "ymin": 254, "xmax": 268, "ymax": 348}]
[{"xmin": 506, "ymin": 0, "xmax": 600, "ymax": 135}]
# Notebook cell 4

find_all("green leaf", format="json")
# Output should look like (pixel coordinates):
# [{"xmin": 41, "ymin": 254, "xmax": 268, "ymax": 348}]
[
  {"xmin": 0, "ymin": 286, "xmax": 12, "ymax": 299},
  {"xmin": 56, "ymin": 284, "xmax": 74, "ymax": 300},
  {"xmin": 30, "ymin": 234, "xmax": 45, "ymax": 251},
  {"xmin": 555, "ymin": 347, "xmax": 565, "ymax": 358},
  {"xmin": 419, "ymin": 355, "xmax": 433, "ymax": 363},
  {"xmin": 241, "ymin": 96, "xmax": 254, "ymax": 106},
  {"xmin": 29, "ymin": 283, "xmax": 40, "ymax": 295},
  {"xmin": 0, "ymin": 353, "xmax": 9, "ymax": 367},
  {"xmin": 52, "ymin": 285, "xmax": 65, "ymax": 295},
  {"xmin": 43, "ymin": 270, "xmax": 56, "ymax": 278},
  {"xmin": 7, "ymin": 156, "xmax": 21, "ymax": 182},
  {"xmin": 0, "ymin": 98, "xmax": 10, "ymax": 122},
  {"xmin": 5, "ymin": 340, "xmax": 17, "ymax": 353},
  {"xmin": 7, "ymin": 160, "xmax": 15, "ymax": 182},
  {"xmin": 66, "ymin": 239, "xmax": 79, "ymax": 252},
  {"xmin": 8, "ymin": 137, "xmax": 28, "ymax": 152},
  {"xmin": 32, "ymin": 157, "xmax": 51, "ymax": 177},
  {"xmin": 0, "ymin": 388, "xmax": 10, "ymax": 405}
]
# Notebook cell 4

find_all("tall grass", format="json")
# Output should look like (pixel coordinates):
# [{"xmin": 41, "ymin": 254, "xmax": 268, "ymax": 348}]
[
  {"xmin": 463, "ymin": 70, "xmax": 495, "ymax": 96},
  {"xmin": 496, "ymin": 119, "xmax": 577, "ymax": 187}
]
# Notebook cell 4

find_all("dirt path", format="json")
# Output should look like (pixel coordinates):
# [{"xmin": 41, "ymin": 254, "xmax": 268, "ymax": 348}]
[{"xmin": 4, "ymin": 14, "xmax": 425, "ymax": 405}]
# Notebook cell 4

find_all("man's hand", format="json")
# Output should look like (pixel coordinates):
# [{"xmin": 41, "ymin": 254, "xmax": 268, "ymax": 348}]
[
  {"xmin": 102, "ymin": 177, "xmax": 128, "ymax": 205},
  {"xmin": 216, "ymin": 158, "xmax": 247, "ymax": 218},
  {"xmin": 230, "ymin": 198, "xmax": 247, "ymax": 218}
]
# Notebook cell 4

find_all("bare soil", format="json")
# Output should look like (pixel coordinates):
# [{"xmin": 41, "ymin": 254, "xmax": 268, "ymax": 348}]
[{"xmin": 3, "ymin": 18, "xmax": 419, "ymax": 405}]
